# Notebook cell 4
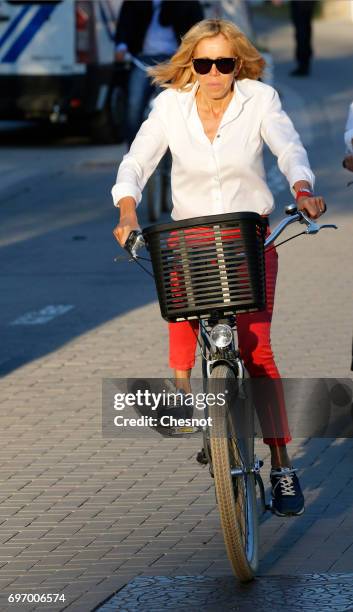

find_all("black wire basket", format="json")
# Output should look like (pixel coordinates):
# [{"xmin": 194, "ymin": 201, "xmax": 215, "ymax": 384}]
[{"xmin": 143, "ymin": 212, "xmax": 267, "ymax": 322}]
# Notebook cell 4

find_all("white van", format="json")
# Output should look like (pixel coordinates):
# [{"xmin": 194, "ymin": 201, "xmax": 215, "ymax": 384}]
[{"xmin": 0, "ymin": 0, "xmax": 124, "ymax": 141}]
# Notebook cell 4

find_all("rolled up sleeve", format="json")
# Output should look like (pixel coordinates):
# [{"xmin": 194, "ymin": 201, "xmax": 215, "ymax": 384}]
[
  {"xmin": 260, "ymin": 88, "xmax": 315, "ymax": 195},
  {"xmin": 111, "ymin": 95, "xmax": 169, "ymax": 207}
]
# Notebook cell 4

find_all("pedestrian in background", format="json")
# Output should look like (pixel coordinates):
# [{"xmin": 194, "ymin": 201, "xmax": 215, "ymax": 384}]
[
  {"xmin": 207, "ymin": 0, "xmax": 254, "ymax": 39},
  {"xmin": 272, "ymin": 0, "xmax": 316, "ymax": 77},
  {"xmin": 289, "ymin": 0, "xmax": 316, "ymax": 76},
  {"xmin": 114, "ymin": 0, "xmax": 204, "ymax": 146}
]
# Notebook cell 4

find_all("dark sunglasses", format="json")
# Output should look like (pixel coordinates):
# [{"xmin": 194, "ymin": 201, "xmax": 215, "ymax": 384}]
[{"xmin": 192, "ymin": 57, "xmax": 238, "ymax": 75}]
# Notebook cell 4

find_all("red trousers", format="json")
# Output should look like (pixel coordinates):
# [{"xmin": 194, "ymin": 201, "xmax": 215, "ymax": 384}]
[{"xmin": 168, "ymin": 229, "xmax": 291, "ymax": 446}]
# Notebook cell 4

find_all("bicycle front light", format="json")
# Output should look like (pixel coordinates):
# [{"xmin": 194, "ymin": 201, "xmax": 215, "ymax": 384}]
[{"xmin": 210, "ymin": 324, "xmax": 233, "ymax": 349}]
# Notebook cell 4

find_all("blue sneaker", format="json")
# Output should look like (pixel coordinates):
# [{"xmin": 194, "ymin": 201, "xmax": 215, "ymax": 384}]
[{"xmin": 270, "ymin": 467, "xmax": 305, "ymax": 517}]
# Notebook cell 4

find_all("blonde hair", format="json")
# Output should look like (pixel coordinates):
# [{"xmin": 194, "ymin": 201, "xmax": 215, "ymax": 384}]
[{"xmin": 148, "ymin": 19, "xmax": 265, "ymax": 90}]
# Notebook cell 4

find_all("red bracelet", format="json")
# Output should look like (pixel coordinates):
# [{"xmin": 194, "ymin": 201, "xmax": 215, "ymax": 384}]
[{"xmin": 295, "ymin": 189, "xmax": 313, "ymax": 201}]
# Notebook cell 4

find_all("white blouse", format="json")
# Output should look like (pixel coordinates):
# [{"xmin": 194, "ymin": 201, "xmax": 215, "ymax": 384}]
[{"xmin": 111, "ymin": 78, "xmax": 315, "ymax": 220}]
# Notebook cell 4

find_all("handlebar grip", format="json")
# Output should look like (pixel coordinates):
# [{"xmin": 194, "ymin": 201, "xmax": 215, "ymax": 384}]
[{"xmin": 124, "ymin": 230, "xmax": 145, "ymax": 257}]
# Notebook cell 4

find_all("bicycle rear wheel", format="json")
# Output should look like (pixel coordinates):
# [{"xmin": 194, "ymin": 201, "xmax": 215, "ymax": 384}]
[{"xmin": 208, "ymin": 364, "xmax": 259, "ymax": 582}]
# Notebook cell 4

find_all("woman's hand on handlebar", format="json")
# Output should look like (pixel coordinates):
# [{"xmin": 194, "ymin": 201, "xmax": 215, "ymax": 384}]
[
  {"xmin": 296, "ymin": 195, "xmax": 326, "ymax": 220},
  {"xmin": 113, "ymin": 197, "xmax": 140, "ymax": 247},
  {"xmin": 113, "ymin": 214, "xmax": 140, "ymax": 247}
]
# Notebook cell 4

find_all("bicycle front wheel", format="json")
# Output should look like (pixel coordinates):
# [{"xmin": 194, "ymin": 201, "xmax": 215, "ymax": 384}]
[{"xmin": 208, "ymin": 364, "xmax": 259, "ymax": 582}]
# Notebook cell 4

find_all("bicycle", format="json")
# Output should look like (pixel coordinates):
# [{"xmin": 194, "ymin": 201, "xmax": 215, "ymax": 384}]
[{"xmin": 120, "ymin": 204, "xmax": 337, "ymax": 582}]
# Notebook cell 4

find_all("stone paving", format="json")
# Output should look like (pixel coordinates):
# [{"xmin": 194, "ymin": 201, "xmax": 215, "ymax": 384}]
[
  {"xmin": 98, "ymin": 574, "xmax": 353, "ymax": 611},
  {"xmin": 0, "ymin": 10, "xmax": 352, "ymax": 612}
]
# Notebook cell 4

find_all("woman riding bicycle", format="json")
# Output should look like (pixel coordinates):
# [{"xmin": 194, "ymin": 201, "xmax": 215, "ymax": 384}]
[{"xmin": 112, "ymin": 18, "xmax": 326, "ymax": 517}]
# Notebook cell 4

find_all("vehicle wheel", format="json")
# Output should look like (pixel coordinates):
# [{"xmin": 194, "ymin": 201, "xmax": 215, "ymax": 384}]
[
  {"xmin": 89, "ymin": 85, "xmax": 125, "ymax": 144},
  {"xmin": 208, "ymin": 364, "xmax": 259, "ymax": 582},
  {"xmin": 147, "ymin": 167, "xmax": 162, "ymax": 222}
]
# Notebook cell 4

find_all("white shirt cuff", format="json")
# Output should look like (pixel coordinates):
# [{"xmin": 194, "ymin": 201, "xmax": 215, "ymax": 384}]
[
  {"xmin": 287, "ymin": 166, "xmax": 315, "ymax": 196},
  {"xmin": 111, "ymin": 183, "xmax": 142, "ymax": 207}
]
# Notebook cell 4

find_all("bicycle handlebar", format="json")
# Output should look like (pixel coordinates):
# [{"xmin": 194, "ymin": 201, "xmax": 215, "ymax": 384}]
[
  {"xmin": 124, "ymin": 53, "xmax": 149, "ymax": 72},
  {"xmin": 123, "ymin": 206, "xmax": 337, "ymax": 258},
  {"xmin": 124, "ymin": 230, "xmax": 145, "ymax": 259},
  {"xmin": 264, "ymin": 204, "xmax": 337, "ymax": 248}
]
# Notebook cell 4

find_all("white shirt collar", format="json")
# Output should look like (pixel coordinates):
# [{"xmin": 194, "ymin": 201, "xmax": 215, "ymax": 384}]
[{"xmin": 177, "ymin": 79, "xmax": 253, "ymax": 144}]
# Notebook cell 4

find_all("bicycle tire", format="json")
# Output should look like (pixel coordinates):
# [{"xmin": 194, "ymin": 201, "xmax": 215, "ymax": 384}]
[{"xmin": 208, "ymin": 364, "xmax": 259, "ymax": 582}]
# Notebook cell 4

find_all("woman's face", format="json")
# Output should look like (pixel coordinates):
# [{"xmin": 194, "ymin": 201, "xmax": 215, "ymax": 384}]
[{"xmin": 192, "ymin": 33, "xmax": 238, "ymax": 100}]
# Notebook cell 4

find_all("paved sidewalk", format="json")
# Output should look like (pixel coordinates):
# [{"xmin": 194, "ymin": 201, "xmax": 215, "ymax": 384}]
[
  {"xmin": 0, "ymin": 12, "xmax": 352, "ymax": 612},
  {"xmin": 98, "ymin": 574, "xmax": 353, "ymax": 611}
]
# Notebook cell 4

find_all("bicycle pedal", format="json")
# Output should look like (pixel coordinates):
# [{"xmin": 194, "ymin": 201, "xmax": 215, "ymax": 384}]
[
  {"xmin": 174, "ymin": 426, "xmax": 200, "ymax": 435},
  {"xmin": 164, "ymin": 426, "xmax": 200, "ymax": 437}
]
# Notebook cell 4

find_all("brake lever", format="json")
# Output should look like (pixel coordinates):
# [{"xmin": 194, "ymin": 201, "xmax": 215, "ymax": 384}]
[
  {"xmin": 305, "ymin": 222, "xmax": 338, "ymax": 234},
  {"xmin": 299, "ymin": 211, "xmax": 337, "ymax": 234},
  {"xmin": 317, "ymin": 223, "xmax": 338, "ymax": 230}
]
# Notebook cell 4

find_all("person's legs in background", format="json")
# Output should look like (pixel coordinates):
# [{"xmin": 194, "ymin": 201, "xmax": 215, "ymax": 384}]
[
  {"xmin": 126, "ymin": 53, "xmax": 171, "ymax": 146},
  {"xmin": 290, "ymin": 0, "xmax": 316, "ymax": 76},
  {"xmin": 125, "ymin": 57, "xmax": 155, "ymax": 146}
]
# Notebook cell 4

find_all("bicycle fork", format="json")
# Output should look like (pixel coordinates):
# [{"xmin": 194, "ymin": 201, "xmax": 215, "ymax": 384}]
[{"xmin": 200, "ymin": 318, "xmax": 269, "ymax": 514}]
